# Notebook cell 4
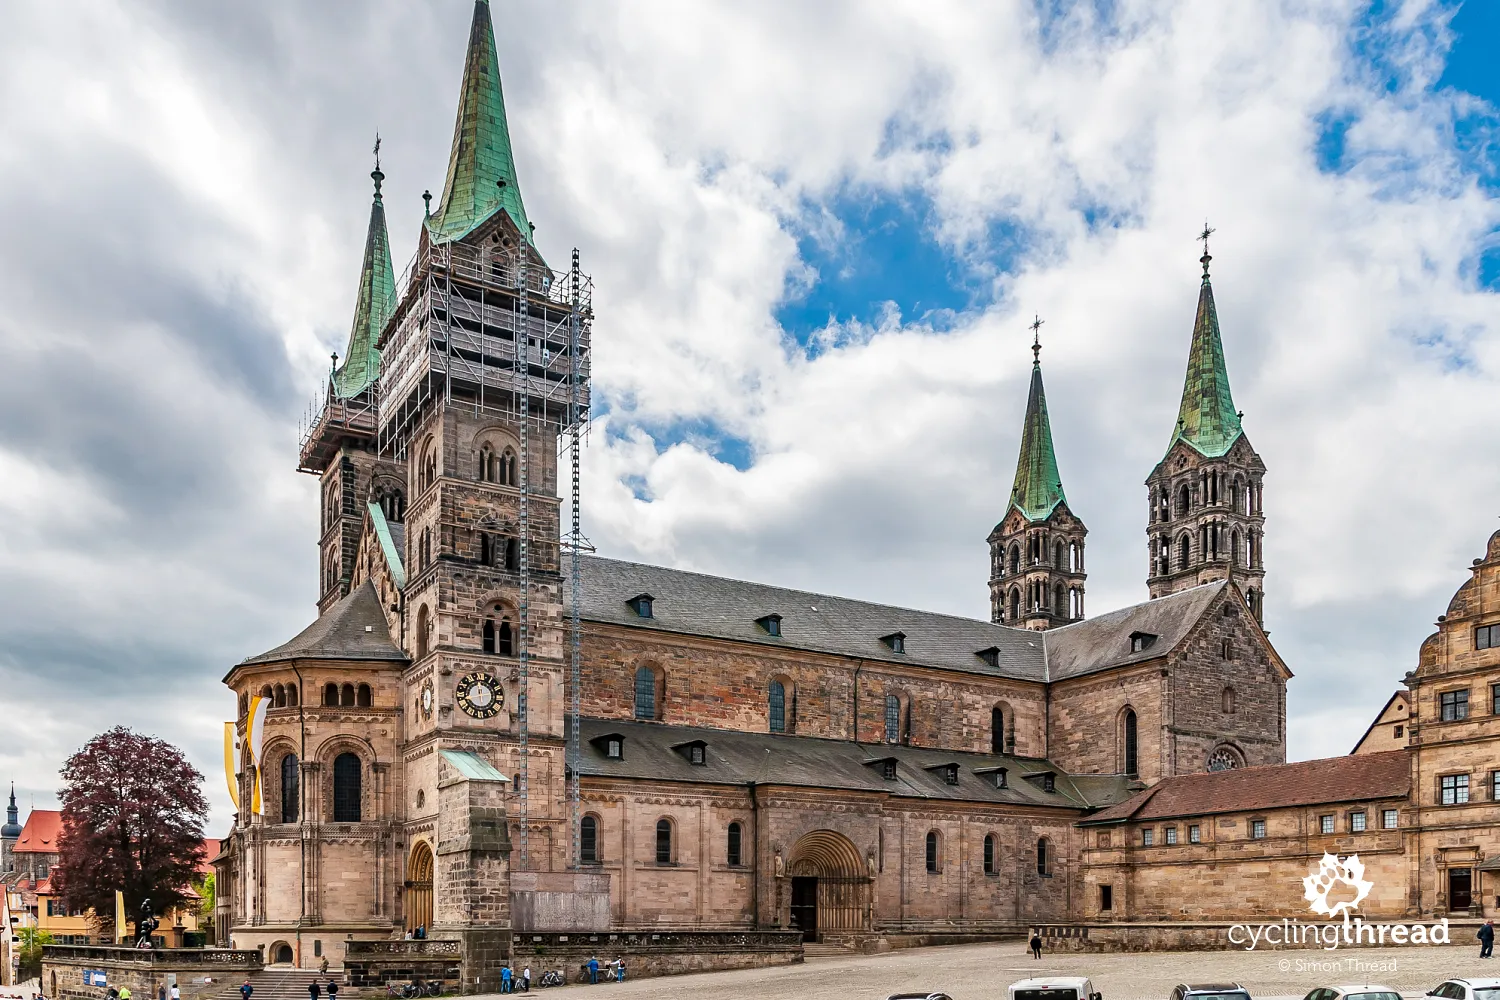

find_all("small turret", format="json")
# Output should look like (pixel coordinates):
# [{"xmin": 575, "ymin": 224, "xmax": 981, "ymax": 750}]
[{"xmin": 2, "ymin": 783, "xmax": 21, "ymax": 872}]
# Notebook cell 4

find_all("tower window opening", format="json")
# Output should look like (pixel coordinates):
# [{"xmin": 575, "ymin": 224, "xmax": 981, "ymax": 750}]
[{"xmin": 1008, "ymin": 545, "xmax": 1020, "ymax": 575}]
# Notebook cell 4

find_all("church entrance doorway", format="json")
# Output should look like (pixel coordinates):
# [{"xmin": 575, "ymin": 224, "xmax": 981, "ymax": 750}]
[
  {"xmin": 406, "ymin": 841, "xmax": 434, "ymax": 934},
  {"xmin": 273, "ymin": 943, "xmax": 294, "ymax": 965},
  {"xmin": 1449, "ymin": 868, "xmax": 1473, "ymax": 912},
  {"xmin": 785, "ymin": 829, "xmax": 871, "ymax": 942},
  {"xmin": 790, "ymin": 877, "xmax": 818, "ymax": 940}
]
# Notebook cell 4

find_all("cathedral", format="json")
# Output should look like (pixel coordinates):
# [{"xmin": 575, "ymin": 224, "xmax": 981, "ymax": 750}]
[{"xmin": 215, "ymin": 0, "xmax": 1293, "ymax": 980}]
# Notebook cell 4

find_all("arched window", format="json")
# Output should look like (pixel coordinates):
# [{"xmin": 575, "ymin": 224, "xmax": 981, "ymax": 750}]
[
  {"xmin": 655, "ymin": 818, "xmax": 673, "ymax": 865},
  {"xmin": 323, "ymin": 683, "xmax": 338, "ymax": 707},
  {"xmin": 1230, "ymin": 529, "xmax": 1242, "ymax": 567},
  {"xmin": 1036, "ymin": 837, "xmax": 1051, "ymax": 876},
  {"xmin": 415, "ymin": 605, "xmax": 431, "ymax": 659},
  {"xmin": 479, "ymin": 532, "xmax": 493, "ymax": 566},
  {"xmin": 1207, "ymin": 746, "xmax": 1241, "ymax": 772},
  {"xmin": 884, "ymin": 694, "xmax": 901, "ymax": 744},
  {"xmin": 769, "ymin": 681, "xmax": 786, "ymax": 733},
  {"xmin": 357, "ymin": 684, "xmax": 372, "ymax": 708},
  {"xmin": 419, "ymin": 442, "xmax": 437, "ymax": 493},
  {"xmin": 280, "ymin": 754, "xmax": 299, "ymax": 824},
  {"xmin": 1054, "ymin": 583, "xmax": 1067, "ymax": 615},
  {"xmin": 286, "ymin": 685, "xmax": 298, "ymax": 707},
  {"xmin": 332, "ymin": 752, "xmax": 362, "ymax": 823},
  {"xmin": 1054, "ymin": 542, "xmax": 1065, "ymax": 567},
  {"xmin": 341, "ymin": 683, "xmax": 355, "ymax": 707},
  {"xmin": 634, "ymin": 666, "xmax": 660, "ymax": 721},
  {"xmin": 1008, "ymin": 545, "xmax": 1020, "ymax": 575},
  {"xmin": 983, "ymin": 833, "xmax": 997, "ymax": 875},
  {"xmin": 505, "ymin": 537, "xmax": 519, "ymax": 572},
  {"xmin": 1176, "ymin": 484, "xmax": 1191, "ymax": 516},
  {"xmin": 1176, "ymin": 534, "xmax": 1191, "ymax": 570},
  {"xmin": 420, "ymin": 527, "xmax": 432, "ymax": 571},
  {"xmin": 1008, "ymin": 587, "xmax": 1021, "ymax": 621},
  {"xmin": 501, "ymin": 448, "xmax": 518, "ymax": 487},
  {"xmin": 260, "ymin": 684, "xmax": 273, "ymax": 702},
  {"xmin": 925, "ymin": 830, "xmax": 940, "ymax": 873},
  {"xmin": 478, "ymin": 444, "xmax": 496, "ymax": 483},
  {"xmin": 1123, "ymin": 708, "xmax": 1138, "ymax": 776},
  {"xmin": 727, "ymin": 822, "xmax": 743, "ymax": 867},
  {"xmin": 1222, "ymin": 686, "xmax": 1236, "ymax": 714},
  {"xmin": 991, "ymin": 706, "xmax": 1007, "ymax": 755},
  {"xmin": 580, "ymin": 815, "xmax": 599, "ymax": 864},
  {"xmin": 273, "ymin": 684, "xmax": 285, "ymax": 708}
]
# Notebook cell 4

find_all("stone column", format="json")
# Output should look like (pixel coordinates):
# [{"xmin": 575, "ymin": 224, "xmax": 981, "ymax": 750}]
[{"xmin": 433, "ymin": 752, "xmax": 513, "ymax": 994}]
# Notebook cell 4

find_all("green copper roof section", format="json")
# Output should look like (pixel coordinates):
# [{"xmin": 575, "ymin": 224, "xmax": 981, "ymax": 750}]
[
  {"xmin": 1166, "ymin": 267, "xmax": 1243, "ymax": 459},
  {"xmin": 366, "ymin": 501, "xmax": 406, "ymax": 590},
  {"xmin": 426, "ymin": 0, "xmax": 530, "ymax": 244},
  {"xmin": 333, "ymin": 169, "xmax": 396, "ymax": 398},
  {"xmin": 1009, "ymin": 361, "xmax": 1067, "ymax": 522}
]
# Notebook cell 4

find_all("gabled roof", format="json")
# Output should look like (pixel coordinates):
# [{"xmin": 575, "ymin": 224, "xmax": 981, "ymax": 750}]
[
  {"xmin": 367, "ymin": 502, "xmax": 406, "ymax": 589},
  {"xmin": 1009, "ymin": 360, "xmax": 1068, "ymax": 522},
  {"xmin": 426, "ymin": 0, "xmax": 531, "ymax": 244},
  {"xmin": 1044, "ymin": 581, "xmax": 1229, "ymax": 681},
  {"xmin": 577, "ymin": 718, "xmax": 1136, "ymax": 810},
  {"xmin": 332, "ymin": 170, "xmax": 396, "ymax": 398},
  {"xmin": 1081, "ymin": 750, "xmax": 1410, "ymax": 825},
  {"xmin": 578, "ymin": 556, "xmax": 1047, "ymax": 681},
  {"xmin": 1350, "ymin": 690, "xmax": 1411, "ymax": 754},
  {"xmin": 239, "ymin": 580, "xmax": 405, "ymax": 666},
  {"xmin": 13, "ymin": 809, "xmax": 61, "ymax": 853}
]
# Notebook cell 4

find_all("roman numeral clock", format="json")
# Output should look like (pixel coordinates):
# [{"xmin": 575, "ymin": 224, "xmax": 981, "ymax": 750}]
[{"xmin": 455, "ymin": 671, "xmax": 503, "ymax": 720}]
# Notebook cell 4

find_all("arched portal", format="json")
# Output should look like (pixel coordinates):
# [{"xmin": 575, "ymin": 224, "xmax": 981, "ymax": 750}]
[
  {"xmin": 785, "ymin": 829, "xmax": 871, "ymax": 942},
  {"xmin": 406, "ymin": 840, "xmax": 434, "ymax": 935}
]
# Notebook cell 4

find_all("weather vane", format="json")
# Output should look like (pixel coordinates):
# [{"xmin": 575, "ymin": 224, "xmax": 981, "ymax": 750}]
[
  {"xmin": 1198, "ymin": 221, "xmax": 1215, "ymax": 277},
  {"xmin": 373, "ymin": 133, "xmax": 382, "ymax": 172},
  {"xmin": 1029, "ymin": 315, "xmax": 1045, "ymax": 364}
]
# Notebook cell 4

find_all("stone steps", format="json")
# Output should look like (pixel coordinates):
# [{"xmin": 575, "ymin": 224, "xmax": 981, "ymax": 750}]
[{"xmin": 206, "ymin": 969, "xmax": 349, "ymax": 1000}]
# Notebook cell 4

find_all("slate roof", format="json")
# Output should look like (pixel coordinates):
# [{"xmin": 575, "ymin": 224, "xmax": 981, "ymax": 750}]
[
  {"xmin": 579, "ymin": 556, "xmax": 1235, "ymax": 683},
  {"xmin": 1009, "ymin": 360, "xmax": 1068, "ymax": 522},
  {"xmin": 577, "ymin": 718, "xmax": 1136, "ymax": 810},
  {"xmin": 1080, "ymin": 750, "xmax": 1411, "ymax": 825},
  {"xmin": 579, "ymin": 555, "xmax": 1046, "ymax": 681},
  {"xmin": 240, "ymin": 580, "xmax": 405, "ymax": 666},
  {"xmin": 1043, "ymin": 581, "xmax": 1229, "ymax": 681}
]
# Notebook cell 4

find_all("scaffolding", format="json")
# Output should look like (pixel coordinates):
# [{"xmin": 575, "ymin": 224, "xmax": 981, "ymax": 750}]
[{"xmin": 303, "ymin": 229, "xmax": 593, "ymax": 872}]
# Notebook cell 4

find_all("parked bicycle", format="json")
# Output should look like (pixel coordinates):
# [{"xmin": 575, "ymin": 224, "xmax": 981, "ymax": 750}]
[
  {"xmin": 536, "ymin": 970, "xmax": 566, "ymax": 988},
  {"xmin": 385, "ymin": 981, "xmax": 442, "ymax": 999}
]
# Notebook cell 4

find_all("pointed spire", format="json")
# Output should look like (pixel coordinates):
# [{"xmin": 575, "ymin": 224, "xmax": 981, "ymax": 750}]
[
  {"xmin": 1009, "ymin": 319, "xmax": 1068, "ymax": 522},
  {"xmin": 426, "ymin": 0, "xmax": 531, "ymax": 244},
  {"xmin": 332, "ymin": 152, "xmax": 397, "ymax": 399},
  {"xmin": 1166, "ymin": 227, "xmax": 1242, "ymax": 458},
  {"xmin": 2, "ymin": 782, "xmax": 20, "ymax": 840}
]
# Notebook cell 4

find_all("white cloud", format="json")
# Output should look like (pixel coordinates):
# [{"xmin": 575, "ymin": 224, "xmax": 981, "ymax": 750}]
[{"xmin": 1, "ymin": 0, "xmax": 1497, "ymax": 828}]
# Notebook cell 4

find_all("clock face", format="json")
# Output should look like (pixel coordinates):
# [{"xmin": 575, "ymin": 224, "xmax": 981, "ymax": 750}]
[
  {"xmin": 455, "ymin": 671, "xmax": 503, "ymax": 719},
  {"xmin": 420, "ymin": 681, "xmax": 434, "ymax": 718}
]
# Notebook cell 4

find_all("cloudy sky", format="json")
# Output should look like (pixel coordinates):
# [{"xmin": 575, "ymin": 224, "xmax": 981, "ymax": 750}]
[{"xmin": 2, "ymin": 0, "xmax": 1498, "ymax": 831}]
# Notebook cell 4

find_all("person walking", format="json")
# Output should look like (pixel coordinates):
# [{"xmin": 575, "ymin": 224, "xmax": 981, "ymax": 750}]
[
  {"xmin": 240, "ymin": 981, "xmax": 253, "ymax": 1000},
  {"xmin": 500, "ymin": 965, "xmax": 512, "ymax": 994},
  {"xmin": 1481, "ymin": 920, "xmax": 1495, "ymax": 958},
  {"xmin": 1029, "ymin": 930, "xmax": 1043, "ymax": 960},
  {"xmin": 306, "ymin": 978, "xmax": 320, "ymax": 1000},
  {"xmin": 615, "ymin": 959, "xmax": 625, "ymax": 983},
  {"xmin": 319, "ymin": 957, "xmax": 329, "ymax": 976},
  {"xmin": 521, "ymin": 967, "xmax": 531, "ymax": 993},
  {"xmin": 326, "ymin": 980, "xmax": 337, "ymax": 1000},
  {"xmin": 586, "ymin": 956, "xmax": 599, "ymax": 985},
  {"xmin": 171, "ymin": 985, "xmax": 180, "ymax": 1000}
]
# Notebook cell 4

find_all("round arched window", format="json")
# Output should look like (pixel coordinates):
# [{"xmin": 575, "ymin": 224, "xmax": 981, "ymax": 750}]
[{"xmin": 1207, "ymin": 747, "xmax": 1241, "ymax": 772}]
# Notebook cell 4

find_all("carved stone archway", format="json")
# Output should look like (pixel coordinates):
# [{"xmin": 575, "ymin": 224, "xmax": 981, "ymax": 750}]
[{"xmin": 785, "ymin": 829, "xmax": 871, "ymax": 939}]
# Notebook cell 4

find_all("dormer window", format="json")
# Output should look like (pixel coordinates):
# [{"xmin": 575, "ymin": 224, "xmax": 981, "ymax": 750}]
[
  {"xmin": 1043, "ymin": 773, "xmax": 1056, "ymax": 792},
  {"xmin": 882, "ymin": 760, "xmax": 897, "ymax": 780},
  {"xmin": 943, "ymin": 764, "xmax": 959, "ymax": 785},
  {"xmin": 882, "ymin": 632, "xmax": 906, "ymax": 654},
  {"xmin": 757, "ymin": 614, "xmax": 783, "ymax": 637},
  {"xmin": 591, "ymin": 734, "xmax": 625, "ymax": 760},
  {"xmin": 976, "ymin": 647, "xmax": 1001, "ymax": 668},
  {"xmin": 993, "ymin": 769, "xmax": 1008, "ymax": 789},
  {"xmin": 628, "ymin": 594, "xmax": 654, "ymax": 619},
  {"xmin": 672, "ymin": 740, "xmax": 708, "ymax": 765},
  {"xmin": 1129, "ymin": 631, "xmax": 1158, "ymax": 653}
]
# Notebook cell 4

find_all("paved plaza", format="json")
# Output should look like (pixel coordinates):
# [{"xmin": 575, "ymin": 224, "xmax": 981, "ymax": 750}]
[{"xmin": 516, "ymin": 939, "xmax": 1492, "ymax": 1000}]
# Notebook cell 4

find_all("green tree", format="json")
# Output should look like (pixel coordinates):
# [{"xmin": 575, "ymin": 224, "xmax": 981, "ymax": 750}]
[
  {"xmin": 18, "ymin": 927, "xmax": 53, "ymax": 982},
  {"xmin": 194, "ymin": 873, "xmax": 216, "ymax": 941}
]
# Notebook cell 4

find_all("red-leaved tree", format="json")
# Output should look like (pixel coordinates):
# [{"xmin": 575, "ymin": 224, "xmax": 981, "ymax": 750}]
[{"xmin": 53, "ymin": 727, "xmax": 208, "ymax": 936}]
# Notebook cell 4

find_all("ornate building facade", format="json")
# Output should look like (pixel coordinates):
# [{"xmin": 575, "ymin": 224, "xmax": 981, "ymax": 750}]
[{"xmin": 216, "ymin": 0, "xmax": 1297, "ymax": 980}]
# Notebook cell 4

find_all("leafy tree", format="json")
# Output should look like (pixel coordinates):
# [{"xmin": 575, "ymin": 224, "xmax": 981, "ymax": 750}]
[
  {"xmin": 194, "ymin": 872, "xmax": 216, "ymax": 935},
  {"xmin": 53, "ymin": 727, "xmax": 208, "ymax": 936},
  {"xmin": 18, "ymin": 927, "xmax": 53, "ymax": 981}
]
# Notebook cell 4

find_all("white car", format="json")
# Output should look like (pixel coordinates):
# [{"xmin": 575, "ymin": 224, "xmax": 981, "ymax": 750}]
[
  {"xmin": 1304, "ymin": 985, "xmax": 1402, "ymax": 1000},
  {"xmin": 1009, "ymin": 976, "xmax": 1103, "ymax": 1000},
  {"xmin": 1425, "ymin": 979, "xmax": 1500, "ymax": 1000}
]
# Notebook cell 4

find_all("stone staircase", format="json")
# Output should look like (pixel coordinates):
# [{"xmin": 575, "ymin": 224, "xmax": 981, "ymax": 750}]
[
  {"xmin": 802, "ymin": 941, "xmax": 854, "ymax": 959},
  {"xmin": 207, "ymin": 969, "xmax": 348, "ymax": 1000}
]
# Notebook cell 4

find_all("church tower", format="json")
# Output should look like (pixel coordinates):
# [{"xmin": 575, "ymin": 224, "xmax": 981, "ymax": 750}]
[
  {"xmin": 1, "ymin": 784, "xmax": 20, "ymax": 873},
  {"xmin": 1145, "ymin": 236, "xmax": 1266, "ymax": 622},
  {"xmin": 988, "ymin": 323, "xmax": 1087, "ymax": 630}
]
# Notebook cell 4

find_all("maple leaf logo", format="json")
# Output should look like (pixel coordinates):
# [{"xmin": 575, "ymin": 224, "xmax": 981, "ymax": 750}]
[{"xmin": 1302, "ymin": 852, "xmax": 1373, "ymax": 919}]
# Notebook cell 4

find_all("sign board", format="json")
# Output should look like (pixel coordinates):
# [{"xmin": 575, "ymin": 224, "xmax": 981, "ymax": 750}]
[{"xmin": 84, "ymin": 971, "xmax": 108, "ymax": 987}]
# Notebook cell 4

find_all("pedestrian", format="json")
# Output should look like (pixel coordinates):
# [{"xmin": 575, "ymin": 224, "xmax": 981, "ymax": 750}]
[
  {"xmin": 307, "ymin": 978, "xmax": 320, "ymax": 1000},
  {"xmin": 586, "ymin": 956, "xmax": 599, "ymax": 985},
  {"xmin": 171, "ymin": 985, "xmax": 180, "ymax": 1000},
  {"xmin": 319, "ymin": 957, "xmax": 329, "ymax": 976},
  {"xmin": 500, "ymin": 965, "xmax": 512, "ymax": 994},
  {"xmin": 1029, "ymin": 930, "xmax": 1043, "ymax": 960},
  {"xmin": 120, "ymin": 988, "xmax": 132, "ymax": 1000},
  {"xmin": 1481, "ymin": 920, "xmax": 1495, "ymax": 958},
  {"xmin": 326, "ymin": 980, "xmax": 337, "ymax": 1000},
  {"xmin": 615, "ymin": 959, "xmax": 624, "ymax": 983},
  {"xmin": 158, "ymin": 985, "xmax": 166, "ymax": 1000},
  {"xmin": 521, "ymin": 967, "xmax": 531, "ymax": 993},
  {"xmin": 240, "ymin": 981, "xmax": 253, "ymax": 1000}
]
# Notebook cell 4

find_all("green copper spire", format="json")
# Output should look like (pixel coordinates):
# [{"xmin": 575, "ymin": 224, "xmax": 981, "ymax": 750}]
[
  {"xmin": 333, "ymin": 161, "xmax": 396, "ymax": 399},
  {"xmin": 1166, "ymin": 236, "xmax": 1243, "ymax": 458},
  {"xmin": 1009, "ymin": 319, "xmax": 1068, "ymax": 522},
  {"xmin": 426, "ymin": 0, "xmax": 531, "ymax": 244}
]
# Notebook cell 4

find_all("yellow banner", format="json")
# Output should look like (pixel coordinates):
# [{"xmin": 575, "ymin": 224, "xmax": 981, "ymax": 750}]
[
  {"xmin": 223, "ymin": 722, "xmax": 240, "ymax": 810},
  {"xmin": 115, "ymin": 890, "xmax": 126, "ymax": 943},
  {"xmin": 247, "ymin": 696, "xmax": 269, "ymax": 815}
]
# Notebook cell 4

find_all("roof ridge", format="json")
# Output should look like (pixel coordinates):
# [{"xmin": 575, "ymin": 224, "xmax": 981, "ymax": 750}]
[{"xmin": 1045, "ymin": 579, "xmax": 1228, "ymax": 635}]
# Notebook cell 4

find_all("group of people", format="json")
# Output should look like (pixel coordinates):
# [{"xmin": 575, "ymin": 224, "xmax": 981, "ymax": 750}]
[
  {"xmin": 582, "ymin": 957, "xmax": 625, "ymax": 984},
  {"xmin": 496, "ymin": 965, "xmax": 531, "ymax": 993}
]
